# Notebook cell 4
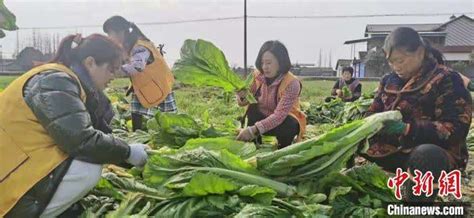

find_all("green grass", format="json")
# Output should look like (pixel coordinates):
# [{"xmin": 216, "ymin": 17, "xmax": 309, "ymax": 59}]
[
  {"xmin": 0, "ymin": 76, "xmax": 18, "ymax": 90},
  {"xmin": 1, "ymin": 75, "xmax": 379, "ymax": 126},
  {"xmin": 103, "ymin": 78, "xmax": 381, "ymax": 129},
  {"xmin": 1, "ymin": 75, "xmax": 379, "ymax": 114},
  {"xmin": 107, "ymin": 78, "xmax": 244, "ymax": 129},
  {"xmin": 1, "ymin": 76, "xmax": 380, "ymax": 102},
  {"xmin": 300, "ymin": 80, "xmax": 379, "ymax": 104}
]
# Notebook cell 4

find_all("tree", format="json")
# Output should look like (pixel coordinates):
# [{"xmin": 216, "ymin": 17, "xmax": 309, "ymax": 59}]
[
  {"xmin": 451, "ymin": 61, "xmax": 469, "ymax": 74},
  {"xmin": 363, "ymin": 47, "xmax": 390, "ymax": 77}
]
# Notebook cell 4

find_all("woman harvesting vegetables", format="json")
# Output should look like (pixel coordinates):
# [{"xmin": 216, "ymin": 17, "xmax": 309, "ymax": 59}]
[
  {"xmin": 236, "ymin": 40, "xmax": 306, "ymax": 148},
  {"xmin": 364, "ymin": 27, "xmax": 472, "ymax": 202},
  {"xmin": 103, "ymin": 16, "xmax": 177, "ymax": 131},
  {"xmin": 329, "ymin": 66, "xmax": 362, "ymax": 102},
  {"xmin": 0, "ymin": 34, "xmax": 149, "ymax": 217}
]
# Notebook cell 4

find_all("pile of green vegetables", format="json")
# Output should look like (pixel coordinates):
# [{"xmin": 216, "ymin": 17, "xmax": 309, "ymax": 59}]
[
  {"xmin": 305, "ymin": 94, "xmax": 374, "ymax": 126},
  {"xmin": 81, "ymin": 111, "xmax": 400, "ymax": 217},
  {"xmin": 79, "ymin": 39, "xmax": 401, "ymax": 217}
]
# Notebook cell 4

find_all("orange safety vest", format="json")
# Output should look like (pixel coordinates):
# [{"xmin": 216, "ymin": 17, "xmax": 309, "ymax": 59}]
[
  {"xmin": 130, "ymin": 40, "xmax": 175, "ymax": 108},
  {"xmin": 0, "ymin": 63, "xmax": 86, "ymax": 216},
  {"xmin": 252, "ymin": 71, "xmax": 307, "ymax": 141}
]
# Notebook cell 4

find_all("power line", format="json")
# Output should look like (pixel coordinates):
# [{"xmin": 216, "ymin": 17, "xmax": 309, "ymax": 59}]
[
  {"xmin": 19, "ymin": 16, "xmax": 244, "ymax": 30},
  {"xmin": 17, "ymin": 12, "xmax": 473, "ymax": 30},
  {"xmin": 249, "ymin": 12, "xmax": 474, "ymax": 19},
  {"xmin": 139, "ymin": 16, "xmax": 243, "ymax": 25}
]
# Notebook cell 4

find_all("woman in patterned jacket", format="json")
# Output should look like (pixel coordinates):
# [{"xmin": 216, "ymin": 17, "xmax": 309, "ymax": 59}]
[{"xmin": 364, "ymin": 27, "xmax": 472, "ymax": 202}]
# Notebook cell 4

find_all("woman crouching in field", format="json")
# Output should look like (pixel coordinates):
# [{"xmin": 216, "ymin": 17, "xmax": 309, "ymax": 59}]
[{"xmin": 235, "ymin": 40, "xmax": 306, "ymax": 149}]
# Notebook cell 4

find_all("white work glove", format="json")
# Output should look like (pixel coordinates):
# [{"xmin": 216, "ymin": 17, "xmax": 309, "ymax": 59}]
[
  {"xmin": 127, "ymin": 143, "xmax": 150, "ymax": 167},
  {"xmin": 236, "ymin": 126, "xmax": 259, "ymax": 142}
]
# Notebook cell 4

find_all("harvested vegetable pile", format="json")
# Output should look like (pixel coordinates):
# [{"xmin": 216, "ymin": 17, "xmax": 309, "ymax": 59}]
[
  {"xmin": 305, "ymin": 94, "xmax": 374, "ymax": 125},
  {"xmin": 80, "ymin": 111, "xmax": 401, "ymax": 217}
]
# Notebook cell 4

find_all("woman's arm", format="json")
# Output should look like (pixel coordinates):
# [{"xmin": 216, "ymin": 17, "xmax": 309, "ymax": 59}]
[
  {"xmin": 254, "ymin": 80, "xmax": 301, "ymax": 134},
  {"xmin": 24, "ymin": 72, "xmax": 130, "ymax": 164}
]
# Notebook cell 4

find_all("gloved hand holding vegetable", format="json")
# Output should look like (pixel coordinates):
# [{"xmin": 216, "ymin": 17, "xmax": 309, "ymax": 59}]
[
  {"xmin": 379, "ymin": 120, "xmax": 410, "ymax": 136},
  {"xmin": 127, "ymin": 143, "xmax": 150, "ymax": 167},
  {"xmin": 236, "ymin": 126, "xmax": 259, "ymax": 141}
]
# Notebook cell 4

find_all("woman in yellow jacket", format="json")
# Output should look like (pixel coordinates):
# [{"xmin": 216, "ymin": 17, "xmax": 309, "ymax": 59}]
[
  {"xmin": 103, "ymin": 16, "xmax": 177, "ymax": 131},
  {"xmin": 0, "ymin": 34, "xmax": 149, "ymax": 217}
]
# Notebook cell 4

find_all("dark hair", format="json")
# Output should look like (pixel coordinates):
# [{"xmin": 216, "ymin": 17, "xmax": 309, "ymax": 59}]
[
  {"xmin": 103, "ymin": 16, "xmax": 149, "ymax": 52},
  {"xmin": 383, "ymin": 27, "xmax": 445, "ymax": 64},
  {"xmin": 50, "ymin": 34, "xmax": 124, "ymax": 67},
  {"xmin": 255, "ymin": 40, "xmax": 291, "ymax": 75},
  {"xmin": 342, "ymin": 66, "xmax": 354, "ymax": 75}
]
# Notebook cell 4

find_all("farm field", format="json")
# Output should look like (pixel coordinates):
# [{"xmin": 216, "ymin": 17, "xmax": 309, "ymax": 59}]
[{"xmin": 1, "ymin": 75, "xmax": 473, "ymax": 216}]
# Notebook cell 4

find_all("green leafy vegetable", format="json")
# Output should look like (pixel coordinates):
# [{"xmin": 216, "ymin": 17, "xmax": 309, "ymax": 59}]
[
  {"xmin": 252, "ymin": 111, "xmax": 402, "ymax": 181},
  {"xmin": 143, "ymin": 147, "xmax": 296, "ymax": 197},
  {"xmin": 238, "ymin": 185, "xmax": 277, "ymax": 205},
  {"xmin": 180, "ymin": 137, "xmax": 256, "ymax": 158},
  {"xmin": 183, "ymin": 172, "xmax": 238, "ymax": 196},
  {"xmin": 173, "ymin": 39, "xmax": 256, "ymax": 104},
  {"xmin": 0, "ymin": 0, "xmax": 18, "ymax": 39}
]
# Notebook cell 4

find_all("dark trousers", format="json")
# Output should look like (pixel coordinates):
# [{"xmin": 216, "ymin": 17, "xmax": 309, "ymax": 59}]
[
  {"xmin": 369, "ymin": 144, "xmax": 454, "ymax": 177},
  {"xmin": 246, "ymin": 104, "xmax": 299, "ymax": 148},
  {"xmin": 365, "ymin": 144, "xmax": 455, "ymax": 202},
  {"xmin": 132, "ymin": 113, "xmax": 143, "ymax": 131}
]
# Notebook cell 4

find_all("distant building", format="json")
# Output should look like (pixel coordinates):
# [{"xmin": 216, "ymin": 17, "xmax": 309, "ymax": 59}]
[
  {"xmin": 232, "ymin": 64, "xmax": 336, "ymax": 77},
  {"xmin": 233, "ymin": 66, "xmax": 255, "ymax": 76},
  {"xmin": 0, "ymin": 58, "xmax": 22, "ymax": 73},
  {"xmin": 291, "ymin": 64, "xmax": 336, "ymax": 77},
  {"xmin": 0, "ymin": 47, "xmax": 54, "ymax": 74},
  {"xmin": 344, "ymin": 15, "xmax": 474, "ymax": 78}
]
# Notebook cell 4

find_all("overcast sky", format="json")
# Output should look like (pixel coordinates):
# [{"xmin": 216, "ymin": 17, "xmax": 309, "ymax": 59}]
[{"xmin": 0, "ymin": 0, "xmax": 472, "ymax": 68}]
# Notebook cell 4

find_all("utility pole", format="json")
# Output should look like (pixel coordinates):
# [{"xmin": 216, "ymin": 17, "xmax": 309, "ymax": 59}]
[
  {"xmin": 318, "ymin": 49, "xmax": 322, "ymax": 67},
  {"xmin": 244, "ymin": 0, "xmax": 247, "ymax": 76},
  {"xmin": 0, "ymin": 45, "xmax": 3, "ymax": 73},
  {"xmin": 15, "ymin": 30, "xmax": 19, "ymax": 57},
  {"xmin": 329, "ymin": 50, "xmax": 332, "ymax": 68}
]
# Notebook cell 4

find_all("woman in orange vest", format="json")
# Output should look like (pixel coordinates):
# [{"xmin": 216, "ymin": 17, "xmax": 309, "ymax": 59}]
[
  {"xmin": 236, "ymin": 40, "xmax": 306, "ymax": 148},
  {"xmin": 103, "ymin": 16, "xmax": 177, "ymax": 131},
  {"xmin": 0, "ymin": 34, "xmax": 149, "ymax": 217}
]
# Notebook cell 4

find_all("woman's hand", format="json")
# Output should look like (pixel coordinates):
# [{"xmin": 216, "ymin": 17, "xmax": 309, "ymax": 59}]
[
  {"xmin": 380, "ymin": 120, "xmax": 410, "ymax": 136},
  {"xmin": 127, "ymin": 143, "xmax": 150, "ymax": 167},
  {"xmin": 236, "ymin": 90, "xmax": 249, "ymax": 106},
  {"xmin": 236, "ymin": 126, "xmax": 259, "ymax": 141}
]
